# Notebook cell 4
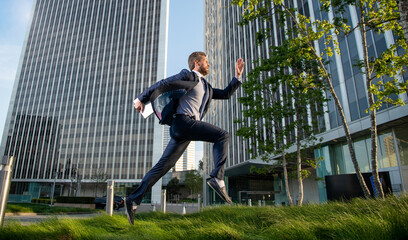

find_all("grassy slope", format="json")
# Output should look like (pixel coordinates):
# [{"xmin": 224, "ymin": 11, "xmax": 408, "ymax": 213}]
[{"xmin": 2, "ymin": 195, "xmax": 408, "ymax": 240}]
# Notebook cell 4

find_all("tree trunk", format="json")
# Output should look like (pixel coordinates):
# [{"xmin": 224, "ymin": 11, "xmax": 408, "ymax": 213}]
[
  {"xmin": 317, "ymin": 58, "xmax": 371, "ymax": 198},
  {"xmin": 399, "ymin": 0, "xmax": 408, "ymax": 45},
  {"xmin": 282, "ymin": 148, "xmax": 293, "ymax": 206},
  {"xmin": 296, "ymin": 142, "xmax": 303, "ymax": 206},
  {"xmin": 360, "ymin": 11, "xmax": 385, "ymax": 198},
  {"xmin": 303, "ymin": 22, "xmax": 372, "ymax": 200},
  {"xmin": 368, "ymin": 97, "xmax": 384, "ymax": 198},
  {"xmin": 281, "ymin": 0, "xmax": 371, "ymax": 199},
  {"xmin": 296, "ymin": 109, "xmax": 303, "ymax": 206}
]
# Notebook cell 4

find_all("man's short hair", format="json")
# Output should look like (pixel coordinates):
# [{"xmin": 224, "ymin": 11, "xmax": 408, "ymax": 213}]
[{"xmin": 188, "ymin": 51, "xmax": 206, "ymax": 70}]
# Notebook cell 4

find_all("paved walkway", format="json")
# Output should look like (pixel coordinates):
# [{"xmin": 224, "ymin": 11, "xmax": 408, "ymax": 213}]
[
  {"xmin": 4, "ymin": 212, "xmax": 103, "ymax": 226},
  {"xmin": 3, "ymin": 203, "xmax": 201, "ymax": 226},
  {"xmin": 137, "ymin": 203, "xmax": 201, "ymax": 214}
]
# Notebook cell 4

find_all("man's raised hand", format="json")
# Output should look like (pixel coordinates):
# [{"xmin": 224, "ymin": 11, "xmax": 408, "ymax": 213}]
[{"xmin": 235, "ymin": 58, "xmax": 245, "ymax": 79}]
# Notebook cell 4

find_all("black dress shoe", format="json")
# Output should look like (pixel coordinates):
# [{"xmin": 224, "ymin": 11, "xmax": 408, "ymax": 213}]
[
  {"xmin": 207, "ymin": 178, "xmax": 232, "ymax": 205},
  {"xmin": 124, "ymin": 197, "xmax": 137, "ymax": 225}
]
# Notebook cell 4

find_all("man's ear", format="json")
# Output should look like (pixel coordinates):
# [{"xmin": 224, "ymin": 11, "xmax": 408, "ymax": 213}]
[{"xmin": 194, "ymin": 59, "xmax": 200, "ymax": 68}]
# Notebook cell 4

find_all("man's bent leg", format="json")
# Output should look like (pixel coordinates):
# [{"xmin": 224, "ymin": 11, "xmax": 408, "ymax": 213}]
[
  {"xmin": 128, "ymin": 138, "xmax": 190, "ymax": 205},
  {"xmin": 172, "ymin": 115, "xmax": 229, "ymax": 180},
  {"xmin": 210, "ymin": 131, "xmax": 229, "ymax": 180},
  {"xmin": 171, "ymin": 115, "xmax": 231, "ymax": 204}
]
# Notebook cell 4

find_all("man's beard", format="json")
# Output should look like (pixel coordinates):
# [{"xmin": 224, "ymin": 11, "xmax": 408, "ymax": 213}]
[{"xmin": 198, "ymin": 65, "xmax": 209, "ymax": 76}]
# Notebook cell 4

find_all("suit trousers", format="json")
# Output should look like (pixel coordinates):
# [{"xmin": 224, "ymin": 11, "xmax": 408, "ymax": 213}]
[{"xmin": 128, "ymin": 114, "xmax": 230, "ymax": 205}]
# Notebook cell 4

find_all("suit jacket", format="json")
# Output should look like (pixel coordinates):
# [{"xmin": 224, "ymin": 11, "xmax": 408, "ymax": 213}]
[{"xmin": 137, "ymin": 69, "xmax": 241, "ymax": 125}]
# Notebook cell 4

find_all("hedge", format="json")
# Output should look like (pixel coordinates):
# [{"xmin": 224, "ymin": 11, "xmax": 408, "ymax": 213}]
[
  {"xmin": 55, "ymin": 197, "xmax": 95, "ymax": 204},
  {"xmin": 31, "ymin": 198, "xmax": 53, "ymax": 204}
]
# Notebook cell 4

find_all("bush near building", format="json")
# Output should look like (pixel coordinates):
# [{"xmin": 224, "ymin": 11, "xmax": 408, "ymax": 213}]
[
  {"xmin": 54, "ymin": 196, "xmax": 95, "ymax": 204},
  {"xmin": 31, "ymin": 198, "xmax": 53, "ymax": 204}
]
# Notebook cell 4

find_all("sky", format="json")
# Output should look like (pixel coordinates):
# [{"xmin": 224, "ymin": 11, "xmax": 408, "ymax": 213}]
[{"xmin": 0, "ymin": 0, "xmax": 204, "ymax": 167}]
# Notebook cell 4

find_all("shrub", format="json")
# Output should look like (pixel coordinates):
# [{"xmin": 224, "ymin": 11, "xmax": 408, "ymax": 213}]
[
  {"xmin": 55, "ymin": 196, "xmax": 95, "ymax": 204},
  {"xmin": 31, "ymin": 198, "xmax": 53, "ymax": 204},
  {"xmin": 180, "ymin": 198, "xmax": 198, "ymax": 203}
]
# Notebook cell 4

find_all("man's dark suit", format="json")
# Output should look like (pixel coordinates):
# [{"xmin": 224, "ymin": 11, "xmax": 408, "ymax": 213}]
[{"xmin": 128, "ymin": 69, "xmax": 241, "ymax": 205}]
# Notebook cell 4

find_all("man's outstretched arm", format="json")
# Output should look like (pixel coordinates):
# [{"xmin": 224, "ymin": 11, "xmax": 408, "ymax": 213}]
[
  {"xmin": 212, "ymin": 58, "xmax": 245, "ymax": 99},
  {"xmin": 133, "ymin": 69, "xmax": 196, "ymax": 112}
]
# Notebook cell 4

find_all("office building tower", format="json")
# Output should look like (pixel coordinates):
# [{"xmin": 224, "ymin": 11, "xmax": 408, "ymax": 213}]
[
  {"xmin": 204, "ymin": 0, "xmax": 408, "ymax": 204},
  {"xmin": 174, "ymin": 140, "xmax": 195, "ymax": 172},
  {"xmin": 162, "ymin": 127, "xmax": 195, "ymax": 172},
  {"xmin": 0, "ymin": 0, "xmax": 169, "ymax": 203}
]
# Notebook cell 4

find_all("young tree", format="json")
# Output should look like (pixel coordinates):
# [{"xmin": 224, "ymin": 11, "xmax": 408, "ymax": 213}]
[
  {"xmin": 322, "ymin": 0, "xmax": 408, "ymax": 198},
  {"xmin": 92, "ymin": 169, "xmax": 108, "ymax": 197},
  {"xmin": 198, "ymin": 160, "xmax": 204, "ymax": 172},
  {"xmin": 70, "ymin": 173, "xmax": 82, "ymax": 197},
  {"xmin": 69, "ymin": 161, "xmax": 81, "ymax": 197},
  {"xmin": 166, "ymin": 177, "xmax": 180, "ymax": 202},
  {"xmin": 237, "ymin": 39, "xmax": 326, "ymax": 206},
  {"xmin": 233, "ymin": 0, "xmax": 370, "ymax": 199},
  {"xmin": 233, "ymin": 0, "xmax": 408, "ymax": 198},
  {"xmin": 184, "ymin": 170, "xmax": 203, "ymax": 200},
  {"xmin": 237, "ymin": 54, "xmax": 293, "ymax": 205}
]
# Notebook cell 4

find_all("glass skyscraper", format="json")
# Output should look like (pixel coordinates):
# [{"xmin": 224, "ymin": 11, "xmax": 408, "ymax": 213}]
[
  {"xmin": 0, "ymin": 0, "xmax": 169, "ymax": 203},
  {"xmin": 204, "ymin": 0, "xmax": 408, "ymax": 205}
]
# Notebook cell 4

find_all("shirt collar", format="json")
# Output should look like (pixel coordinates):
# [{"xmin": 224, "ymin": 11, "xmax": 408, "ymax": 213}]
[{"xmin": 192, "ymin": 70, "xmax": 203, "ymax": 79}]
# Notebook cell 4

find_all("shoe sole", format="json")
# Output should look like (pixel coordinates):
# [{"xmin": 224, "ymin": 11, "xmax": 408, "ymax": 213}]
[
  {"xmin": 124, "ymin": 197, "xmax": 134, "ymax": 225},
  {"xmin": 207, "ymin": 181, "xmax": 229, "ymax": 204}
]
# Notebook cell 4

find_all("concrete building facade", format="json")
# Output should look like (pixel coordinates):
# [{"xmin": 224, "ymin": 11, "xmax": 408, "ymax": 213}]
[
  {"xmin": 163, "ymin": 127, "xmax": 196, "ymax": 172},
  {"xmin": 1, "ymin": 0, "xmax": 169, "ymax": 204},
  {"xmin": 203, "ymin": 0, "xmax": 408, "ymax": 205}
]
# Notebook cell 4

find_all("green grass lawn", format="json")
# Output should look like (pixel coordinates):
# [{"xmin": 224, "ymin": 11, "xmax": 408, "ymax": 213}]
[
  {"xmin": 6, "ymin": 203, "xmax": 103, "ymax": 214},
  {"xmin": 2, "ymin": 195, "xmax": 408, "ymax": 240}
]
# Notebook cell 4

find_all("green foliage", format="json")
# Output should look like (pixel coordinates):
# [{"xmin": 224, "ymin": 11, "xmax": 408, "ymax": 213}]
[
  {"xmin": 249, "ymin": 148, "xmax": 320, "ymax": 179},
  {"xmin": 2, "ymin": 195, "xmax": 408, "ymax": 239},
  {"xmin": 233, "ymin": 0, "xmax": 408, "ymax": 199},
  {"xmin": 233, "ymin": 0, "xmax": 408, "ymax": 112},
  {"xmin": 232, "ymin": 1, "xmax": 330, "ymax": 175},
  {"xmin": 166, "ymin": 177, "xmax": 180, "ymax": 196},
  {"xmin": 198, "ymin": 160, "xmax": 204, "ymax": 171},
  {"xmin": 31, "ymin": 198, "xmax": 53, "ymax": 204},
  {"xmin": 184, "ymin": 170, "xmax": 203, "ymax": 199},
  {"xmin": 235, "ymin": 33, "xmax": 327, "ymax": 173}
]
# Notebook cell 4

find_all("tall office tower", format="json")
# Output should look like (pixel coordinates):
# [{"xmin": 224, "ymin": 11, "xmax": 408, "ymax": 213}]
[
  {"xmin": 162, "ymin": 128, "xmax": 195, "ymax": 172},
  {"xmin": 204, "ymin": 0, "xmax": 408, "ymax": 205},
  {"xmin": 181, "ymin": 140, "xmax": 195, "ymax": 171},
  {"xmin": 0, "ymin": 0, "xmax": 169, "ymax": 203}
]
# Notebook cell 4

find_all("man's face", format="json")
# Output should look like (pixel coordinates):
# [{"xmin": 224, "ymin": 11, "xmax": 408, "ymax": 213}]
[{"xmin": 196, "ymin": 56, "xmax": 210, "ymax": 76}]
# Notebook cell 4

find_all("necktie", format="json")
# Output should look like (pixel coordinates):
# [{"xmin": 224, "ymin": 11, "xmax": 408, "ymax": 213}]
[{"xmin": 199, "ymin": 78, "xmax": 209, "ymax": 119}]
